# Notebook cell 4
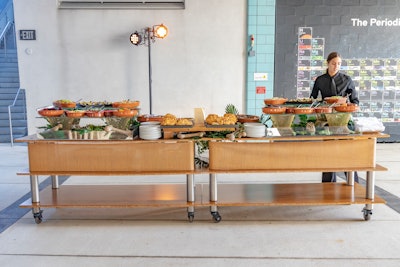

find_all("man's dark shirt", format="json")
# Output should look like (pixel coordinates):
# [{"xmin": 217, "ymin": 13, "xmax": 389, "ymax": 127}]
[{"xmin": 310, "ymin": 72, "xmax": 359, "ymax": 104}]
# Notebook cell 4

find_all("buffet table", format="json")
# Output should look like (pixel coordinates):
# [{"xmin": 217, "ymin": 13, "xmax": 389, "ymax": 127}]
[{"xmin": 16, "ymin": 133, "xmax": 388, "ymax": 223}]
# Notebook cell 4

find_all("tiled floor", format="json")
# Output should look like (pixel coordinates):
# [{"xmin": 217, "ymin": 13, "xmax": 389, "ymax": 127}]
[{"xmin": 1, "ymin": 142, "xmax": 400, "ymax": 267}]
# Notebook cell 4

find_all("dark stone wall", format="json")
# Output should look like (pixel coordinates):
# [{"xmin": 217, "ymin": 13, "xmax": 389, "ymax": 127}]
[
  {"xmin": 275, "ymin": 0, "xmax": 400, "ymax": 141},
  {"xmin": 275, "ymin": 0, "xmax": 400, "ymax": 97}
]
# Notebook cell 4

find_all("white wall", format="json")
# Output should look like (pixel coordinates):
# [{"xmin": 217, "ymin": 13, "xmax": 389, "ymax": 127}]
[{"xmin": 13, "ymin": 0, "xmax": 247, "ymax": 133}]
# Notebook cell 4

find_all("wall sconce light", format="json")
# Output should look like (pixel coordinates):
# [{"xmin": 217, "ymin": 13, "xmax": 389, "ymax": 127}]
[{"xmin": 130, "ymin": 23, "xmax": 169, "ymax": 114}]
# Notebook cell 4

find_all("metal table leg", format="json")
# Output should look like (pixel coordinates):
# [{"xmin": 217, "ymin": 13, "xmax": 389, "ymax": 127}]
[
  {"xmin": 363, "ymin": 170, "xmax": 375, "ymax": 220},
  {"xmin": 51, "ymin": 175, "xmax": 59, "ymax": 189},
  {"xmin": 186, "ymin": 174, "xmax": 195, "ymax": 222},
  {"xmin": 30, "ymin": 175, "xmax": 43, "ymax": 224},
  {"xmin": 346, "ymin": 171, "xmax": 354, "ymax": 186},
  {"xmin": 209, "ymin": 173, "xmax": 221, "ymax": 222}
]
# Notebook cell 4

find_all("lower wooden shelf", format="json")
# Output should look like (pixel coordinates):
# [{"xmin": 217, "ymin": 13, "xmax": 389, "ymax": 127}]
[
  {"xmin": 200, "ymin": 183, "xmax": 386, "ymax": 206},
  {"xmin": 20, "ymin": 184, "xmax": 202, "ymax": 209},
  {"xmin": 20, "ymin": 183, "xmax": 385, "ymax": 210}
]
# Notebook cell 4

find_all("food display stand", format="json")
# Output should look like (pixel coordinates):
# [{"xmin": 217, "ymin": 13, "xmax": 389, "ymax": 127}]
[{"xmin": 17, "ymin": 99, "xmax": 389, "ymax": 223}]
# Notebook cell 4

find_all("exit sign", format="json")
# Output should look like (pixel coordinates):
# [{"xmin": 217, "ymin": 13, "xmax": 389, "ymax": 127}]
[{"xmin": 19, "ymin": 30, "xmax": 36, "ymax": 40}]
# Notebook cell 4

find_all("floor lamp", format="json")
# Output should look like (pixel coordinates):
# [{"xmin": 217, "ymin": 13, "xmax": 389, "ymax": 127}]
[{"xmin": 130, "ymin": 24, "xmax": 168, "ymax": 115}]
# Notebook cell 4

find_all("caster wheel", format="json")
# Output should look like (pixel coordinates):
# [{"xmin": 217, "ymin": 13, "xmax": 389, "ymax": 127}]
[
  {"xmin": 362, "ymin": 208, "xmax": 372, "ymax": 221},
  {"xmin": 34, "ymin": 216, "xmax": 42, "ymax": 224},
  {"xmin": 33, "ymin": 211, "xmax": 43, "ymax": 224},
  {"xmin": 211, "ymin": 212, "xmax": 222, "ymax": 223},
  {"xmin": 188, "ymin": 212, "xmax": 194, "ymax": 223}
]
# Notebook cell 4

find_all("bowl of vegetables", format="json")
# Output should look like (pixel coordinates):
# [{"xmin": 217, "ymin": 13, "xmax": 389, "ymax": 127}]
[
  {"xmin": 314, "ymin": 106, "xmax": 333, "ymax": 113},
  {"xmin": 85, "ymin": 110, "xmax": 105, "ymax": 118},
  {"xmin": 293, "ymin": 107, "xmax": 314, "ymax": 114},
  {"xmin": 112, "ymin": 100, "xmax": 140, "ymax": 109},
  {"xmin": 324, "ymin": 96, "xmax": 347, "ymax": 104},
  {"xmin": 53, "ymin": 99, "xmax": 76, "ymax": 109},
  {"xmin": 334, "ymin": 104, "xmax": 359, "ymax": 113},
  {"xmin": 264, "ymin": 97, "xmax": 288, "ymax": 106},
  {"xmin": 38, "ymin": 108, "xmax": 64, "ymax": 117},
  {"xmin": 113, "ymin": 109, "xmax": 138, "ymax": 118},
  {"xmin": 65, "ymin": 110, "xmax": 86, "ymax": 118},
  {"xmin": 262, "ymin": 106, "xmax": 287, "ymax": 114}
]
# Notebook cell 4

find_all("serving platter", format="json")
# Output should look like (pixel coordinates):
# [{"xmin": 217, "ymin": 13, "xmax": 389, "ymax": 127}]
[{"xmin": 204, "ymin": 123, "xmax": 239, "ymax": 129}]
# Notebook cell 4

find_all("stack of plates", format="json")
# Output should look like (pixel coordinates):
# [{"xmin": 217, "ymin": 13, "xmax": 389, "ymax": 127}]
[
  {"xmin": 139, "ymin": 122, "xmax": 162, "ymax": 140},
  {"xmin": 244, "ymin": 123, "xmax": 266, "ymax": 138}
]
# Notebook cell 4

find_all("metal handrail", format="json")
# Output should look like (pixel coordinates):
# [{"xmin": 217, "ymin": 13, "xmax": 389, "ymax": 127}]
[
  {"xmin": 0, "ymin": 20, "xmax": 13, "ymax": 56},
  {"xmin": 0, "ymin": 20, "xmax": 11, "ymax": 39},
  {"xmin": 8, "ymin": 88, "xmax": 26, "ymax": 147},
  {"xmin": 0, "ymin": 0, "xmax": 14, "ymax": 56}
]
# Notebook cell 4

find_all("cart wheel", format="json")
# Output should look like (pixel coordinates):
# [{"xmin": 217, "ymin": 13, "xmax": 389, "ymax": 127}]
[
  {"xmin": 33, "ymin": 210, "xmax": 43, "ymax": 224},
  {"xmin": 188, "ymin": 212, "xmax": 194, "ymax": 223},
  {"xmin": 362, "ymin": 208, "xmax": 372, "ymax": 221},
  {"xmin": 211, "ymin": 211, "xmax": 222, "ymax": 223}
]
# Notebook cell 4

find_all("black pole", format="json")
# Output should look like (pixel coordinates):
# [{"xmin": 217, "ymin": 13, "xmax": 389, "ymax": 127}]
[{"xmin": 147, "ymin": 28, "xmax": 153, "ymax": 115}]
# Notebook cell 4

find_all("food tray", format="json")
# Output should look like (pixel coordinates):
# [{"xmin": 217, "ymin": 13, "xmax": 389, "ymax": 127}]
[
  {"xmin": 160, "ymin": 118, "xmax": 195, "ymax": 128},
  {"xmin": 204, "ymin": 123, "xmax": 239, "ymax": 129},
  {"xmin": 137, "ymin": 115, "xmax": 164, "ymax": 123},
  {"xmin": 160, "ymin": 123, "xmax": 194, "ymax": 129}
]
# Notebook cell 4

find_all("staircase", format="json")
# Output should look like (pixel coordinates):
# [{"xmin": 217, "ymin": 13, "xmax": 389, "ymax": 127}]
[
  {"xmin": 0, "ymin": 0, "xmax": 27, "ymax": 144},
  {"xmin": 0, "ymin": 50, "xmax": 27, "ymax": 143}
]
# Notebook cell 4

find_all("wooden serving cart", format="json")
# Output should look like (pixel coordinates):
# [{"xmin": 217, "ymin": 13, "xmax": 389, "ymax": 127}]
[
  {"xmin": 17, "ymin": 132, "xmax": 388, "ymax": 223},
  {"xmin": 16, "ymin": 137, "xmax": 198, "ymax": 223},
  {"xmin": 205, "ymin": 133, "xmax": 388, "ymax": 222}
]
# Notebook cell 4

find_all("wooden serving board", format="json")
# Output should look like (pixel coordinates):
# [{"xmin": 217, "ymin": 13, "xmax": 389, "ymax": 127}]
[{"xmin": 162, "ymin": 124, "xmax": 237, "ymax": 139}]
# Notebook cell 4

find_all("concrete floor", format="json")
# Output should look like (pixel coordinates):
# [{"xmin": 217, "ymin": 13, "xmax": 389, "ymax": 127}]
[{"xmin": 1, "ymin": 142, "xmax": 400, "ymax": 267}]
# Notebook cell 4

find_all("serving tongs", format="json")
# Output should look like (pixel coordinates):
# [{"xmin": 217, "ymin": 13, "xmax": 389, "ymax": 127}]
[
  {"xmin": 328, "ymin": 102, "xmax": 338, "ymax": 108},
  {"xmin": 36, "ymin": 105, "xmax": 55, "ymax": 111},
  {"xmin": 309, "ymin": 101, "xmax": 320, "ymax": 108}
]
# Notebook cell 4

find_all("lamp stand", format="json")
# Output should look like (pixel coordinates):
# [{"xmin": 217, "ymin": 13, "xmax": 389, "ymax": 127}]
[{"xmin": 147, "ymin": 27, "xmax": 153, "ymax": 115}]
